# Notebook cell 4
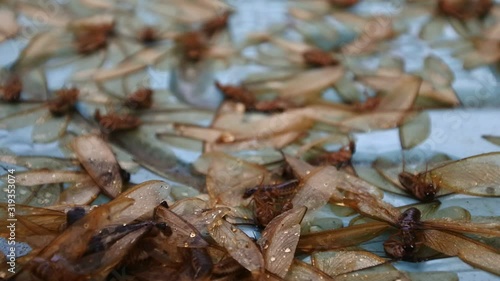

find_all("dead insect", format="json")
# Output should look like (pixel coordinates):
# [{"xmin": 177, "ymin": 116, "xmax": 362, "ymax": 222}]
[
  {"xmin": 47, "ymin": 88, "xmax": 79, "ymax": 116},
  {"xmin": 398, "ymin": 168, "xmax": 438, "ymax": 203},
  {"xmin": 176, "ymin": 31, "xmax": 209, "ymax": 63},
  {"xmin": 244, "ymin": 179, "xmax": 299, "ymax": 227},
  {"xmin": 299, "ymin": 193, "xmax": 500, "ymax": 275},
  {"xmin": 94, "ymin": 109, "xmax": 142, "ymax": 133},
  {"xmin": 215, "ymin": 82, "xmax": 297, "ymax": 113},
  {"xmin": 382, "ymin": 207, "xmax": 422, "ymax": 260},
  {"xmin": 0, "ymin": 86, "xmax": 82, "ymax": 143},
  {"xmin": 72, "ymin": 19, "xmax": 115, "ymax": 55},
  {"xmin": 0, "ymin": 74, "xmax": 22, "ymax": 103},
  {"xmin": 215, "ymin": 81, "xmax": 256, "ymax": 108},
  {"xmin": 123, "ymin": 88, "xmax": 153, "ymax": 110},
  {"xmin": 309, "ymin": 141, "xmax": 356, "ymax": 168},
  {"xmin": 437, "ymin": 0, "xmax": 492, "ymax": 20},
  {"xmin": 302, "ymin": 49, "xmax": 339, "ymax": 68},
  {"xmin": 398, "ymin": 152, "xmax": 500, "ymax": 202}
]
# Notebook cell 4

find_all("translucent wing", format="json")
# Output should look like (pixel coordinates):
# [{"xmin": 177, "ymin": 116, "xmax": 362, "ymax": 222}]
[
  {"xmin": 297, "ymin": 222, "xmax": 390, "ymax": 253},
  {"xmin": 72, "ymin": 134, "xmax": 123, "ymax": 198},
  {"xmin": 429, "ymin": 152, "xmax": 500, "ymax": 196},
  {"xmin": 209, "ymin": 216, "xmax": 264, "ymax": 275},
  {"xmin": 258, "ymin": 207, "xmax": 306, "ymax": 278},
  {"xmin": 422, "ymin": 229, "xmax": 500, "ymax": 276},
  {"xmin": 155, "ymin": 205, "xmax": 208, "ymax": 248}
]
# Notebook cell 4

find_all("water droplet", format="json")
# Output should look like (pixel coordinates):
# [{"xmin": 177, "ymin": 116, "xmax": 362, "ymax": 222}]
[
  {"xmin": 284, "ymin": 248, "xmax": 291, "ymax": 253},
  {"xmin": 270, "ymin": 257, "xmax": 276, "ymax": 262},
  {"xmin": 189, "ymin": 232, "xmax": 196, "ymax": 238}
]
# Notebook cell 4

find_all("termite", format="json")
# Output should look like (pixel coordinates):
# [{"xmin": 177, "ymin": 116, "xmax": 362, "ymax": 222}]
[
  {"xmin": 1, "ymin": 74, "xmax": 22, "ymax": 103},
  {"xmin": 47, "ymin": 88, "xmax": 79, "ymax": 116},
  {"xmin": 302, "ymin": 49, "xmax": 339, "ymax": 68},
  {"xmin": 94, "ymin": 109, "xmax": 141, "ymax": 133}
]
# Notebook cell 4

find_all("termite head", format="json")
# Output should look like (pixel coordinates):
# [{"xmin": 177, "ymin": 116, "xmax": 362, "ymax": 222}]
[
  {"xmin": 1, "ymin": 75, "xmax": 22, "ymax": 103},
  {"xmin": 124, "ymin": 88, "xmax": 153, "ymax": 109},
  {"xmin": 302, "ymin": 49, "xmax": 339, "ymax": 68},
  {"xmin": 438, "ymin": 0, "xmax": 492, "ymax": 20},
  {"xmin": 48, "ymin": 88, "xmax": 79, "ymax": 116},
  {"xmin": 398, "ymin": 172, "xmax": 437, "ymax": 202}
]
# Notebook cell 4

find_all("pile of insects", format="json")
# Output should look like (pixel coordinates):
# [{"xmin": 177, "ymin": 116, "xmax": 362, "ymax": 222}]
[{"xmin": 0, "ymin": 0, "xmax": 499, "ymax": 280}]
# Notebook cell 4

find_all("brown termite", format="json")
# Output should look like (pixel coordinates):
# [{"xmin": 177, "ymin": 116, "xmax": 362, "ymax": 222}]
[
  {"xmin": 215, "ymin": 81, "xmax": 256, "ymax": 108},
  {"xmin": 0, "ymin": 74, "xmax": 22, "ymax": 103},
  {"xmin": 124, "ymin": 88, "xmax": 153, "ymax": 109},
  {"xmin": 383, "ymin": 208, "xmax": 422, "ymax": 260},
  {"xmin": 243, "ymin": 179, "xmax": 299, "ymax": 227},
  {"xmin": 437, "ymin": 0, "xmax": 492, "ymax": 20},
  {"xmin": 176, "ymin": 31, "xmax": 208, "ymax": 63},
  {"xmin": 94, "ymin": 109, "xmax": 141, "ymax": 133},
  {"xmin": 215, "ymin": 81, "xmax": 296, "ymax": 113},
  {"xmin": 47, "ymin": 88, "xmax": 79, "ymax": 116},
  {"xmin": 309, "ymin": 140, "xmax": 356, "ymax": 168},
  {"xmin": 301, "ymin": 193, "xmax": 500, "ymax": 275},
  {"xmin": 73, "ymin": 21, "xmax": 115, "ymax": 55},
  {"xmin": 398, "ymin": 169, "xmax": 438, "ymax": 203},
  {"xmin": 302, "ymin": 49, "xmax": 339, "ymax": 68}
]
